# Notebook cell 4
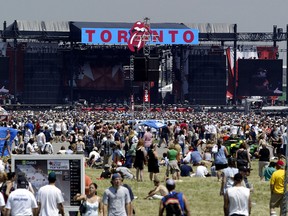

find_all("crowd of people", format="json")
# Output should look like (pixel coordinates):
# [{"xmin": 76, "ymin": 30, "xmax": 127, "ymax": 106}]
[{"xmin": 0, "ymin": 108, "xmax": 287, "ymax": 215}]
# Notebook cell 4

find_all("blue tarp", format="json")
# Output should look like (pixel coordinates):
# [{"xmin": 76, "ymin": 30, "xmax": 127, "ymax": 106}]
[
  {"xmin": 0, "ymin": 127, "xmax": 17, "ymax": 156},
  {"xmin": 140, "ymin": 120, "xmax": 166, "ymax": 129}
]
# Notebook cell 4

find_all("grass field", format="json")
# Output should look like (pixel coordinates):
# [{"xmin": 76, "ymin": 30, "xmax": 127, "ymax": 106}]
[{"xmin": 85, "ymin": 160, "xmax": 279, "ymax": 216}]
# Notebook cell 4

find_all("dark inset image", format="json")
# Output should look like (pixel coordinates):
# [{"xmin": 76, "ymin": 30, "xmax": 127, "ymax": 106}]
[{"xmin": 238, "ymin": 59, "xmax": 283, "ymax": 96}]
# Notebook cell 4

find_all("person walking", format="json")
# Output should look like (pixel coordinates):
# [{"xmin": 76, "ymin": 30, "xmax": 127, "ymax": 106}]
[
  {"xmin": 220, "ymin": 157, "xmax": 239, "ymax": 196},
  {"xmin": 224, "ymin": 173, "xmax": 251, "ymax": 216},
  {"xmin": 270, "ymin": 160, "xmax": 285, "ymax": 216},
  {"xmin": 147, "ymin": 143, "xmax": 159, "ymax": 181},
  {"xmin": 159, "ymin": 178, "xmax": 191, "ymax": 216},
  {"xmin": 213, "ymin": 138, "xmax": 228, "ymax": 181},
  {"xmin": 0, "ymin": 129, "xmax": 11, "ymax": 157},
  {"xmin": 102, "ymin": 173, "xmax": 131, "ymax": 216},
  {"xmin": 36, "ymin": 171, "xmax": 65, "ymax": 216},
  {"xmin": 133, "ymin": 139, "xmax": 146, "ymax": 182},
  {"xmin": 5, "ymin": 176, "xmax": 38, "ymax": 216},
  {"xmin": 167, "ymin": 143, "xmax": 181, "ymax": 180},
  {"xmin": 256, "ymin": 143, "xmax": 270, "ymax": 181},
  {"xmin": 235, "ymin": 142, "xmax": 251, "ymax": 171}
]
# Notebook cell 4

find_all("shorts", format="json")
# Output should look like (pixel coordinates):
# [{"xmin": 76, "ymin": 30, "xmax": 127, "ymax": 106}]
[
  {"xmin": 270, "ymin": 192, "xmax": 284, "ymax": 209},
  {"xmin": 169, "ymin": 160, "xmax": 180, "ymax": 174},
  {"xmin": 215, "ymin": 163, "xmax": 228, "ymax": 171},
  {"xmin": 55, "ymin": 131, "xmax": 61, "ymax": 136}
]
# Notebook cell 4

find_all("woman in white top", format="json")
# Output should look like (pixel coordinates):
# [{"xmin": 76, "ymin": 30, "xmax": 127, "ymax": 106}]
[{"xmin": 74, "ymin": 182, "xmax": 103, "ymax": 216}]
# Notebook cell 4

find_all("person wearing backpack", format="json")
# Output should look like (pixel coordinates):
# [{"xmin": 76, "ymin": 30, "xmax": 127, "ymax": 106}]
[
  {"xmin": 41, "ymin": 137, "xmax": 54, "ymax": 154},
  {"xmin": 159, "ymin": 179, "xmax": 191, "ymax": 216}
]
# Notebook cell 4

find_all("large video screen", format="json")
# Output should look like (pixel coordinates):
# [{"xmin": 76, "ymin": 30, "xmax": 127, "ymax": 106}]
[
  {"xmin": 11, "ymin": 155, "xmax": 85, "ymax": 212},
  {"xmin": 238, "ymin": 59, "xmax": 283, "ymax": 96}
]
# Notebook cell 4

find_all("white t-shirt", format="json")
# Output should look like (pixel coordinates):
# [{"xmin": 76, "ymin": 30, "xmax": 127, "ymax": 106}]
[
  {"xmin": 0, "ymin": 192, "xmax": 4, "ymax": 207},
  {"xmin": 26, "ymin": 143, "xmax": 35, "ymax": 154},
  {"xmin": 195, "ymin": 165, "xmax": 208, "ymax": 178},
  {"xmin": 36, "ymin": 132, "xmax": 46, "ymax": 147},
  {"xmin": 37, "ymin": 184, "xmax": 64, "ymax": 216},
  {"xmin": 89, "ymin": 151, "xmax": 101, "ymax": 161},
  {"xmin": 222, "ymin": 167, "xmax": 239, "ymax": 193},
  {"xmin": 6, "ymin": 188, "xmax": 38, "ymax": 216},
  {"xmin": 226, "ymin": 186, "xmax": 250, "ymax": 216}
]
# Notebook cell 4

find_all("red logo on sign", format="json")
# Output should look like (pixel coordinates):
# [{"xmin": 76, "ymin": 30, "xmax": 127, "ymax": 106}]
[
  {"xmin": 143, "ymin": 89, "xmax": 150, "ymax": 102},
  {"xmin": 128, "ymin": 21, "xmax": 150, "ymax": 52}
]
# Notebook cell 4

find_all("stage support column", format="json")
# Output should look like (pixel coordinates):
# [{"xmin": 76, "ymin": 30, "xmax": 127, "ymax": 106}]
[
  {"xmin": 233, "ymin": 24, "xmax": 237, "ymax": 105},
  {"xmin": 13, "ymin": 38, "xmax": 17, "ymax": 100},
  {"xmin": 69, "ymin": 43, "xmax": 74, "ymax": 106},
  {"xmin": 286, "ymin": 24, "xmax": 288, "ymax": 105}
]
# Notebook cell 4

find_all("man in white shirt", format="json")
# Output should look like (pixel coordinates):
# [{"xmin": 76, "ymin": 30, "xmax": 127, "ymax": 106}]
[
  {"xmin": 23, "ymin": 126, "xmax": 33, "ymax": 154},
  {"xmin": 224, "ymin": 173, "xmax": 251, "ymax": 216},
  {"xmin": 36, "ymin": 129, "xmax": 46, "ymax": 150},
  {"xmin": 5, "ymin": 176, "xmax": 38, "ymax": 216},
  {"xmin": 194, "ymin": 162, "xmax": 209, "ymax": 178},
  {"xmin": 41, "ymin": 137, "xmax": 54, "ymax": 154},
  {"xmin": 89, "ymin": 147, "xmax": 101, "ymax": 162},
  {"xmin": 37, "ymin": 171, "xmax": 65, "ymax": 216}
]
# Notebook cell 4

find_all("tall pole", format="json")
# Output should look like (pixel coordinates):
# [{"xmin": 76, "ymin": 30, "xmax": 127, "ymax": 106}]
[
  {"xmin": 13, "ymin": 38, "xmax": 17, "ymax": 100},
  {"xmin": 282, "ymin": 24, "xmax": 288, "ymax": 216},
  {"xmin": 286, "ymin": 24, "xmax": 288, "ymax": 105},
  {"xmin": 70, "ymin": 44, "xmax": 74, "ymax": 107},
  {"xmin": 282, "ymin": 126, "xmax": 288, "ymax": 215},
  {"xmin": 233, "ymin": 24, "xmax": 237, "ymax": 105},
  {"xmin": 273, "ymin": 25, "xmax": 277, "ymax": 48}
]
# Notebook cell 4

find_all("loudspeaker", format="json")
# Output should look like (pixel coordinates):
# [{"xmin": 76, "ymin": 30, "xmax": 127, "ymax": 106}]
[
  {"xmin": 147, "ymin": 56, "xmax": 159, "ymax": 81},
  {"xmin": 188, "ymin": 55, "xmax": 226, "ymax": 105},
  {"xmin": 0, "ymin": 57, "xmax": 9, "ymax": 86},
  {"xmin": 133, "ymin": 55, "xmax": 159, "ymax": 82},
  {"xmin": 133, "ymin": 56, "xmax": 147, "ymax": 81}
]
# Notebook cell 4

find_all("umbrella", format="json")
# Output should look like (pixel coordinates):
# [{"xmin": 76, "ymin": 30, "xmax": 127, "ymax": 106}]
[{"xmin": 140, "ymin": 120, "xmax": 166, "ymax": 129}]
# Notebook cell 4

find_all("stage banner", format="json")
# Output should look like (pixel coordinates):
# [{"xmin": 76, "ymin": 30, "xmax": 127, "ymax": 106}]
[{"xmin": 81, "ymin": 28, "xmax": 199, "ymax": 45}]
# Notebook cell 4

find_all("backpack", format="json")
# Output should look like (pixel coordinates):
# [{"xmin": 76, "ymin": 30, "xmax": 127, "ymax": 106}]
[{"xmin": 163, "ymin": 192, "xmax": 183, "ymax": 216}]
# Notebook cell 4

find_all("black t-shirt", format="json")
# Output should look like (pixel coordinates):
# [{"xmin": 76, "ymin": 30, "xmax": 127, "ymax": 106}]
[
  {"xmin": 259, "ymin": 148, "xmax": 270, "ymax": 161},
  {"xmin": 100, "ymin": 170, "xmax": 111, "ymax": 179},
  {"xmin": 180, "ymin": 164, "xmax": 193, "ymax": 177}
]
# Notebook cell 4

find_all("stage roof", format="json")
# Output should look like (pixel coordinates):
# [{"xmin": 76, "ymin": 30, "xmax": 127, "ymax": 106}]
[
  {"xmin": 2, "ymin": 20, "xmax": 235, "ymax": 42},
  {"xmin": 2, "ymin": 20, "xmax": 70, "ymax": 40}
]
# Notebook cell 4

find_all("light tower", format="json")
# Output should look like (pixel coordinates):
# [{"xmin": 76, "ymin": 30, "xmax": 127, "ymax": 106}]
[{"xmin": 142, "ymin": 17, "xmax": 151, "ymax": 113}]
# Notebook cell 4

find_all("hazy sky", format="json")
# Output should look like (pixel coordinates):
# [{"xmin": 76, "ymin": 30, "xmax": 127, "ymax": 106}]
[
  {"xmin": 1, "ymin": 0, "xmax": 288, "ymax": 60},
  {"xmin": 1, "ymin": 0, "xmax": 287, "ymax": 32}
]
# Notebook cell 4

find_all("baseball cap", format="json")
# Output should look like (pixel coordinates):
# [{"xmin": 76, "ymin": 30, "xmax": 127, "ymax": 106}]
[
  {"xmin": 48, "ymin": 171, "xmax": 57, "ymax": 181},
  {"xmin": 277, "ymin": 160, "xmax": 285, "ymax": 167},
  {"xmin": 166, "ymin": 178, "xmax": 175, "ymax": 186},
  {"xmin": 17, "ymin": 176, "xmax": 28, "ymax": 188},
  {"xmin": 111, "ymin": 173, "xmax": 122, "ymax": 180}
]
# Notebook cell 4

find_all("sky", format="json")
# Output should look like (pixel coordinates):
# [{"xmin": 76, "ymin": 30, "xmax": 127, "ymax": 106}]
[
  {"xmin": 1, "ymin": 0, "xmax": 288, "ymax": 60},
  {"xmin": 1, "ymin": 0, "xmax": 287, "ymax": 32}
]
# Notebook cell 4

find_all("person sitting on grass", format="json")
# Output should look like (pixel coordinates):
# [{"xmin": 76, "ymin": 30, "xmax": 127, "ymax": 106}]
[
  {"xmin": 192, "ymin": 162, "xmax": 210, "ymax": 178},
  {"xmin": 100, "ymin": 164, "xmax": 112, "ymax": 179},
  {"xmin": 180, "ymin": 160, "xmax": 193, "ymax": 177},
  {"xmin": 144, "ymin": 176, "xmax": 168, "ymax": 200}
]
